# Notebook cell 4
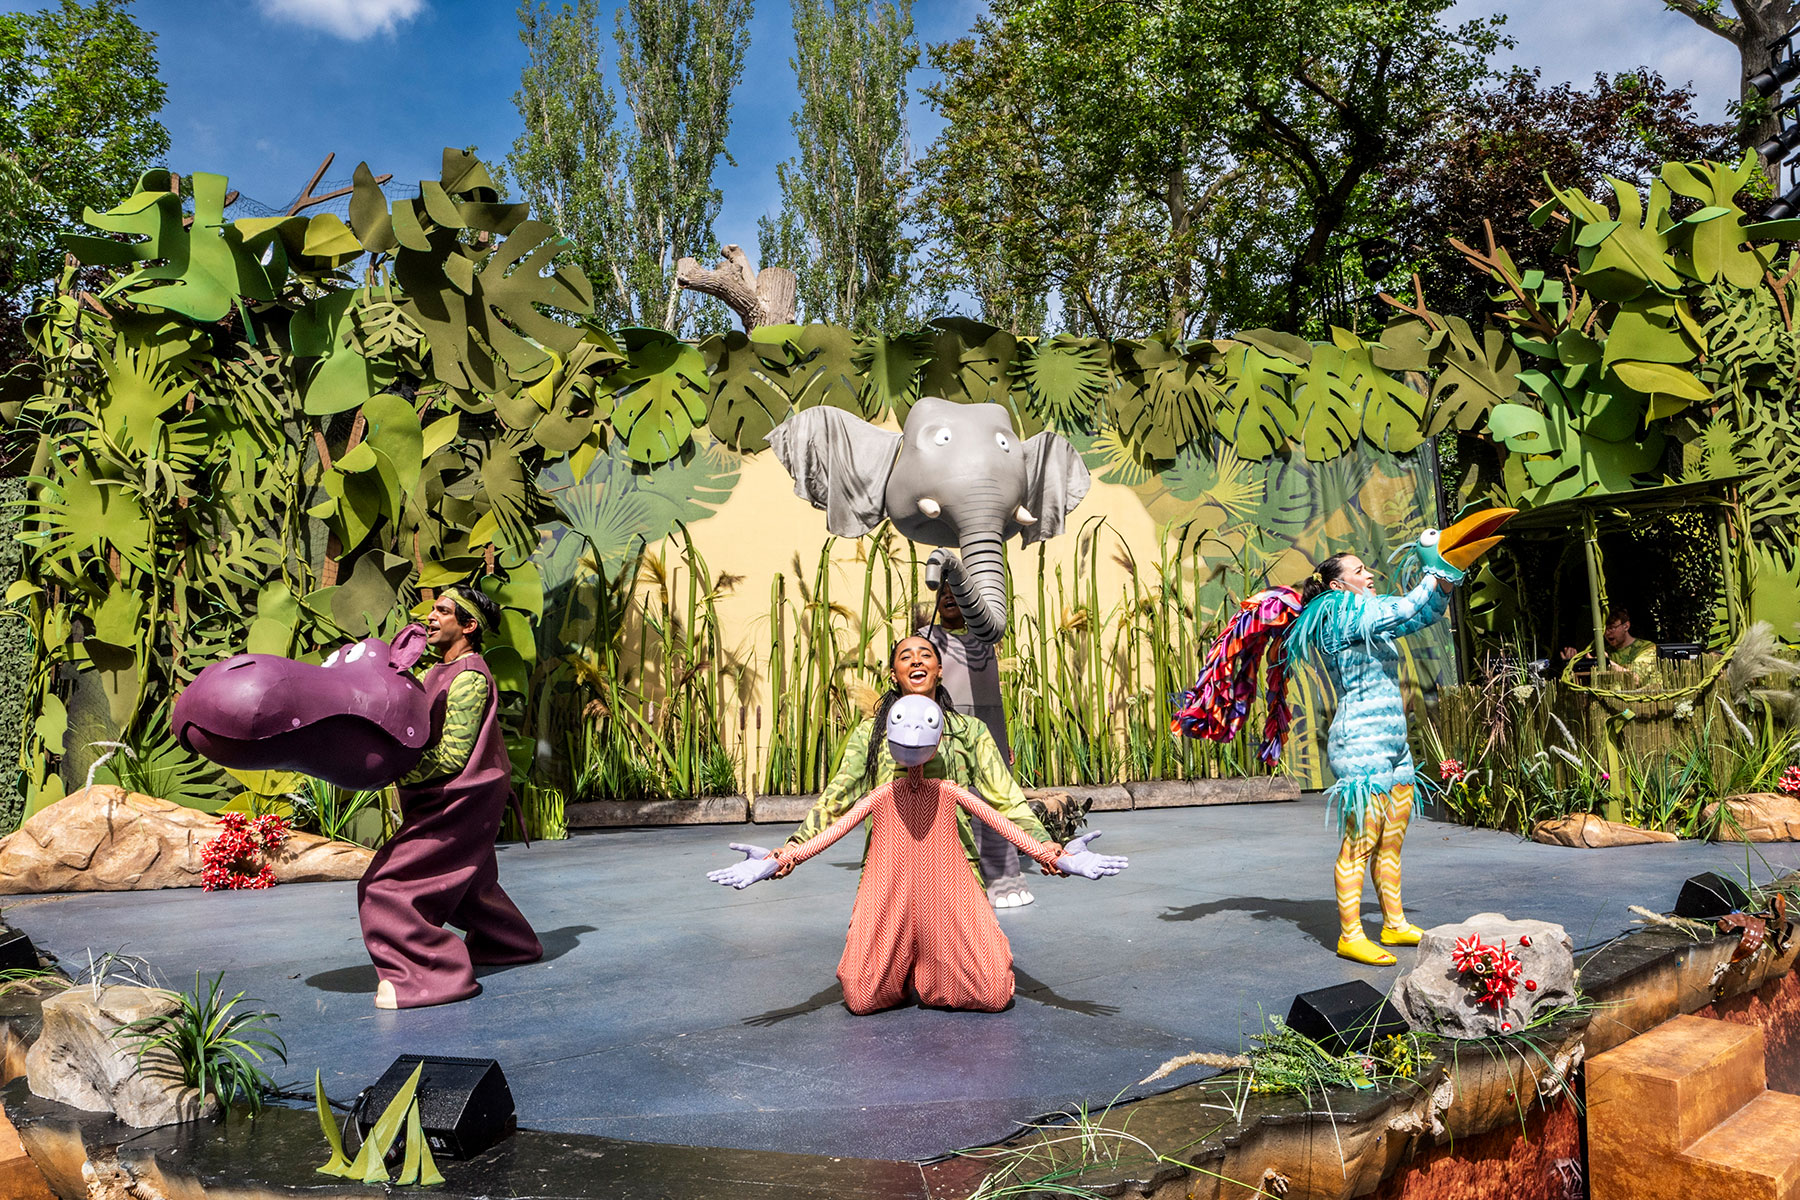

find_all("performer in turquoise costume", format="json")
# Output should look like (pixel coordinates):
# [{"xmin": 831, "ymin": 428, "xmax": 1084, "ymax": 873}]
[{"xmin": 1174, "ymin": 509, "xmax": 1514, "ymax": 966}]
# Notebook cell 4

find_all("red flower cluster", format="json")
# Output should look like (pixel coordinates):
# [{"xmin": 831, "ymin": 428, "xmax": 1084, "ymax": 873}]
[
  {"xmin": 1438, "ymin": 758, "xmax": 1467, "ymax": 783},
  {"xmin": 1778, "ymin": 765, "xmax": 1800, "ymax": 797},
  {"xmin": 1450, "ymin": 933, "xmax": 1529, "ymax": 1013},
  {"xmin": 200, "ymin": 813, "xmax": 291, "ymax": 891}
]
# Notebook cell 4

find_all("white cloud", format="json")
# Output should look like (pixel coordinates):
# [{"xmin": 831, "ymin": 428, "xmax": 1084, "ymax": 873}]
[
  {"xmin": 1451, "ymin": 0, "xmax": 1739, "ymax": 121},
  {"xmin": 257, "ymin": 0, "xmax": 427, "ymax": 40}
]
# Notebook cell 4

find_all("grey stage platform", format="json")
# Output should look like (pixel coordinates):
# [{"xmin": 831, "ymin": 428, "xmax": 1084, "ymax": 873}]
[{"xmin": 11, "ymin": 798, "xmax": 1799, "ymax": 1161}]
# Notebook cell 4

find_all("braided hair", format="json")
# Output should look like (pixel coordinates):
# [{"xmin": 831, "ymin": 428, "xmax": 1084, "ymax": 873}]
[{"xmin": 864, "ymin": 638, "xmax": 957, "ymax": 784}]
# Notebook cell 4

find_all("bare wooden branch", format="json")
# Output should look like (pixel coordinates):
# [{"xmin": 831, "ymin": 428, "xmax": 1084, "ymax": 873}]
[
  {"xmin": 284, "ymin": 152, "xmax": 393, "ymax": 216},
  {"xmin": 676, "ymin": 243, "xmax": 797, "ymax": 330}
]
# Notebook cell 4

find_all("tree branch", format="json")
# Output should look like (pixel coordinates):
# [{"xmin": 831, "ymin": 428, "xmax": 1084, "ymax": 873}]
[
  {"xmin": 675, "ymin": 244, "xmax": 797, "ymax": 330},
  {"xmin": 1660, "ymin": 0, "xmax": 1742, "ymax": 43}
]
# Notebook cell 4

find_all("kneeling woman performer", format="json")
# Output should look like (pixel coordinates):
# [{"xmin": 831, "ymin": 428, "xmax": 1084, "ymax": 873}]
[{"xmin": 708, "ymin": 695, "xmax": 1128, "ymax": 1013}]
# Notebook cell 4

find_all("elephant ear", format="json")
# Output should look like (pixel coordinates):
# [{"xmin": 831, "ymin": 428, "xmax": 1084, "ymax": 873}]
[
  {"xmin": 1020, "ymin": 431, "xmax": 1092, "ymax": 545},
  {"xmin": 766, "ymin": 406, "xmax": 902, "ymax": 537}
]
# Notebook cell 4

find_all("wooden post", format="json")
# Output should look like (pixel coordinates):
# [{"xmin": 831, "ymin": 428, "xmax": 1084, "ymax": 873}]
[
  {"xmin": 1582, "ymin": 507, "xmax": 1608, "ymax": 673},
  {"xmin": 1715, "ymin": 503, "xmax": 1741, "ymax": 642}
]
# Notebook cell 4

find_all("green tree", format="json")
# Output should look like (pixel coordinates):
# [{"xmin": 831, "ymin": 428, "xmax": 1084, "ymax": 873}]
[
  {"xmin": 756, "ymin": 0, "xmax": 918, "ymax": 332},
  {"xmin": 1651, "ymin": 0, "xmax": 1797, "ymax": 169},
  {"xmin": 502, "ymin": 0, "xmax": 630, "ymax": 328},
  {"xmin": 918, "ymin": 0, "xmax": 1504, "ymax": 337},
  {"xmin": 0, "ymin": 0, "xmax": 167, "ymax": 391},
  {"xmin": 613, "ymin": 0, "xmax": 753, "ymax": 334}
]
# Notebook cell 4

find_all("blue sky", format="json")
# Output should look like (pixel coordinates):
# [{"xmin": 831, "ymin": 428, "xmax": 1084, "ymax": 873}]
[{"xmin": 7, "ymin": 0, "xmax": 1747, "ymax": 250}]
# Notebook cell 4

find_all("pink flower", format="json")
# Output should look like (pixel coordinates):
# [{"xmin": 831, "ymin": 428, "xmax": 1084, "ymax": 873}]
[
  {"xmin": 1778, "ymin": 765, "xmax": 1800, "ymax": 797},
  {"xmin": 1439, "ymin": 757, "xmax": 1466, "ymax": 783}
]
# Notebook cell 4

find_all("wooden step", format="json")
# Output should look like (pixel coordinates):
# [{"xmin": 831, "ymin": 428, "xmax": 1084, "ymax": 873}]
[
  {"xmin": 1589, "ymin": 1014, "xmax": 1767, "ymax": 1156},
  {"xmin": 1680, "ymin": 1091, "xmax": 1800, "ymax": 1200}
]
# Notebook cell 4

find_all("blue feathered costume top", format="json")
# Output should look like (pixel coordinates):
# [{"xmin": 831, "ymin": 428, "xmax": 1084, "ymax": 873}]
[{"xmin": 1282, "ymin": 570, "xmax": 1453, "ymax": 836}]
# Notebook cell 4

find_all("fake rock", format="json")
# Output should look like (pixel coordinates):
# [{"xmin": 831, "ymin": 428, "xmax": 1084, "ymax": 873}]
[
  {"xmin": 0, "ymin": 786, "xmax": 372, "ymax": 894},
  {"xmin": 1398, "ymin": 913, "xmax": 1576, "ymax": 1039},
  {"xmin": 1530, "ymin": 813, "xmax": 1676, "ymax": 847},
  {"xmin": 25, "ymin": 987, "xmax": 212, "ymax": 1127},
  {"xmin": 1703, "ymin": 793, "xmax": 1800, "ymax": 842}
]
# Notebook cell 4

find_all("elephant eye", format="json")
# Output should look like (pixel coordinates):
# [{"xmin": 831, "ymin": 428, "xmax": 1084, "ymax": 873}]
[
  {"xmin": 932, "ymin": 427, "xmax": 952, "ymax": 446},
  {"xmin": 994, "ymin": 432, "xmax": 1011, "ymax": 452}
]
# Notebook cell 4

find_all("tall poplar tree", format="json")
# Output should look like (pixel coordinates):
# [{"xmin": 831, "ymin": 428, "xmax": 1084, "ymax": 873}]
[
  {"xmin": 615, "ymin": 0, "xmax": 752, "ymax": 333},
  {"xmin": 757, "ymin": 0, "xmax": 917, "ymax": 332},
  {"xmin": 503, "ymin": 0, "xmax": 751, "ymax": 335},
  {"xmin": 502, "ymin": 0, "xmax": 630, "ymax": 328}
]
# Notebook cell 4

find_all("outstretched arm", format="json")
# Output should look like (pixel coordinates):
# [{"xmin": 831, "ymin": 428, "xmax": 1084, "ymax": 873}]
[
  {"xmin": 1368, "ymin": 570, "xmax": 1455, "ymax": 640},
  {"xmin": 965, "ymin": 720, "xmax": 1054, "ymax": 845},
  {"xmin": 953, "ymin": 785, "xmax": 1130, "ymax": 878},
  {"xmin": 710, "ymin": 792, "xmax": 879, "ymax": 889}
]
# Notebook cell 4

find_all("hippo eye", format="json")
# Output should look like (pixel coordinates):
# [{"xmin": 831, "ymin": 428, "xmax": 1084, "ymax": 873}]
[
  {"xmin": 321, "ymin": 649, "xmax": 341, "ymax": 669},
  {"xmin": 1420, "ymin": 528, "xmax": 1441, "ymax": 546},
  {"xmin": 931, "ymin": 427, "xmax": 952, "ymax": 446},
  {"xmin": 994, "ymin": 432, "xmax": 1011, "ymax": 452},
  {"xmin": 344, "ymin": 643, "xmax": 367, "ymax": 664}
]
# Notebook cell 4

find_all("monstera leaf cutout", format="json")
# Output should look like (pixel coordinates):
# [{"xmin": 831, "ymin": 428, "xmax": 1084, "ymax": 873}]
[
  {"xmin": 853, "ymin": 332, "xmax": 931, "ymax": 422},
  {"xmin": 1429, "ymin": 318, "xmax": 1521, "ymax": 435},
  {"xmin": 1212, "ymin": 343, "xmax": 1298, "ymax": 459},
  {"xmin": 922, "ymin": 318, "xmax": 1017, "ymax": 409},
  {"xmin": 788, "ymin": 324, "xmax": 864, "ymax": 416},
  {"xmin": 604, "ymin": 329, "xmax": 711, "ymax": 465},
  {"xmin": 1016, "ymin": 334, "xmax": 1110, "ymax": 431},
  {"xmin": 1549, "ymin": 174, "xmax": 1685, "ymax": 301},
  {"xmin": 1662, "ymin": 152, "xmax": 1767, "ymax": 289},
  {"xmin": 394, "ymin": 215, "xmax": 591, "ymax": 396},
  {"xmin": 1111, "ymin": 335, "xmax": 1217, "ymax": 462},
  {"xmin": 1489, "ymin": 369, "xmax": 1663, "ymax": 503},
  {"xmin": 702, "ymin": 326, "xmax": 799, "ymax": 452},
  {"xmin": 78, "ymin": 171, "xmax": 266, "ymax": 321}
]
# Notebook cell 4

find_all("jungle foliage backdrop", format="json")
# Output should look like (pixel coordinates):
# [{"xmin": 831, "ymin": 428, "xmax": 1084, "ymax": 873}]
[{"xmin": 3, "ymin": 142, "xmax": 1797, "ymax": 829}]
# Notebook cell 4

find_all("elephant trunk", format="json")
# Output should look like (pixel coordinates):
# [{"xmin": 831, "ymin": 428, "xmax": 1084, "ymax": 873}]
[{"xmin": 929, "ymin": 519, "xmax": 1011, "ymax": 646}]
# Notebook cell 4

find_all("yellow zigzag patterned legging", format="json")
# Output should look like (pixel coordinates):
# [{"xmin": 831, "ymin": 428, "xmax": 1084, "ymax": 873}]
[{"xmin": 1334, "ymin": 784, "xmax": 1414, "ymax": 939}]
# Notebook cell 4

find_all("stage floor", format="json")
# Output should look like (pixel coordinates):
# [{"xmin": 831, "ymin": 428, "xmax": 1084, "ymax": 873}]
[{"xmin": 11, "ymin": 798, "xmax": 1800, "ymax": 1161}]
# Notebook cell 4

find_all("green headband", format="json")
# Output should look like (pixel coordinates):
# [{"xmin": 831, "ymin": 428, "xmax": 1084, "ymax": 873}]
[{"xmin": 444, "ymin": 585, "xmax": 485, "ymax": 632}]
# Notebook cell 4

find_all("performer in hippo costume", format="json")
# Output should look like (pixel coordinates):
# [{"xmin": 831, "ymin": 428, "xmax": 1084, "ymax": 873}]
[
  {"xmin": 1173, "ymin": 509, "xmax": 1514, "ymax": 966},
  {"xmin": 709, "ymin": 694, "xmax": 1127, "ymax": 1013},
  {"xmin": 361, "ymin": 585, "xmax": 542, "ymax": 1009}
]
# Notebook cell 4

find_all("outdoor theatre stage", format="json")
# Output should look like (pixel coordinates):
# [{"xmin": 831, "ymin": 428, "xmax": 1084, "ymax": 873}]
[{"xmin": 11, "ymin": 798, "xmax": 1800, "ymax": 1164}]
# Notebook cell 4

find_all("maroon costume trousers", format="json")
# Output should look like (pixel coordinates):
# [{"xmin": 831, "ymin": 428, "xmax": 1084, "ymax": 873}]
[{"xmin": 357, "ymin": 655, "xmax": 541, "ymax": 1008}]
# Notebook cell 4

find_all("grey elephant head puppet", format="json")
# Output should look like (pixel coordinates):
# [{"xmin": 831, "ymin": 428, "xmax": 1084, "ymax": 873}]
[{"xmin": 767, "ymin": 398, "xmax": 1091, "ymax": 644}]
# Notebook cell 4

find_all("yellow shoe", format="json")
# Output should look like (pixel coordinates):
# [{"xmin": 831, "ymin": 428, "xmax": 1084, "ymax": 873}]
[
  {"xmin": 1337, "ymin": 936, "xmax": 1397, "ymax": 966},
  {"xmin": 1380, "ymin": 923, "xmax": 1423, "ymax": 946}
]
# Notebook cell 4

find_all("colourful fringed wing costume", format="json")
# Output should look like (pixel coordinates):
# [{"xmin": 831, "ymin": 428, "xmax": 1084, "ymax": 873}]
[
  {"xmin": 1281, "ymin": 574, "xmax": 1453, "ymax": 835},
  {"xmin": 1171, "ymin": 587, "xmax": 1303, "ymax": 767}
]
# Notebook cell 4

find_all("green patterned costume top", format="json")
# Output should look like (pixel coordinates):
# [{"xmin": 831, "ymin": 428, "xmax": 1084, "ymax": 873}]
[
  {"xmin": 786, "ymin": 711, "xmax": 1052, "ymax": 881},
  {"xmin": 397, "ymin": 669, "xmax": 489, "ymax": 786}
]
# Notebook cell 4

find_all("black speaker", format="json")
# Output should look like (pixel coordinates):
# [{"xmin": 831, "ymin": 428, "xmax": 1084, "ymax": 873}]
[
  {"xmin": 1286, "ymin": 981, "xmax": 1409, "ymax": 1055},
  {"xmin": 0, "ymin": 927, "xmax": 37, "ymax": 973},
  {"xmin": 1675, "ymin": 872, "xmax": 1749, "ymax": 919},
  {"xmin": 355, "ymin": 1055, "xmax": 515, "ymax": 1160}
]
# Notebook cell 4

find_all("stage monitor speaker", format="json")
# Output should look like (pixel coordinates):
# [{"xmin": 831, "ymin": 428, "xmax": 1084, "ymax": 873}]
[
  {"xmin": 1674, "ymin": 872, "xmax": 1748, "ymax": 919},
  {"xmin": 356, "ymin": 1055, "xmax": 515, "ymax": 1160},
  {"xmin": 0, "ymin": 926, "xmax": 38, "ymax": 974},
  {"xmin": 1286, "ymin": 981, "xmax": 1409, "ymax": 1055}
]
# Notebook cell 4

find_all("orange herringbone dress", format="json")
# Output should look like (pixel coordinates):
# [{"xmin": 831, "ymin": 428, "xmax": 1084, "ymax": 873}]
[{"xmin": 776, "ymin": 776, "xmax": 1065, "ymax": 1014}]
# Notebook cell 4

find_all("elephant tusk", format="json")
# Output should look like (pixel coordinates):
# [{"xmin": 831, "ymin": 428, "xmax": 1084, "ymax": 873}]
[
  {"xmin": 1013, "ymin": 504, "xmax": 1038, "ymax": 525},
  {"xmin": 917, "ymin": 498, "xmax": 942, "ymax": 520}
]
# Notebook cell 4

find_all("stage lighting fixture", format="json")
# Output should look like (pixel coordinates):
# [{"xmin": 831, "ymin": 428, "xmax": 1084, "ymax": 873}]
[
  {"xmin": 1766, "ymin": 177, "xmax": 1800, "ymax": 221},
  {"xmin": 355, "ymin": 1055, "xmax": 516, "ymax": 1160},
  {"xmin": 1750, "ymin": 30, "xmax": 1800, "ymax": 97},
  {"xmin": 1757, "ymin": 95, "xmax": 1800, "ymax": 164},
  {"xmin": 1285, "ymin": 981, "xmax": 1410, "ymax": 1056},
  {"xmin": 0, "ymin": 926, "xmax": 37, "ymax": 973},
  {"xmin": 1673, "ymin": 872, "xmax": 1749, "ymax": 920}
]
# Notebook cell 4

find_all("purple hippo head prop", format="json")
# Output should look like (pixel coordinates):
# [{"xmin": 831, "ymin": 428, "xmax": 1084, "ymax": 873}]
[{"xmin": 172, "ymin": 625, "xmax": 434, "ymax": 790}]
